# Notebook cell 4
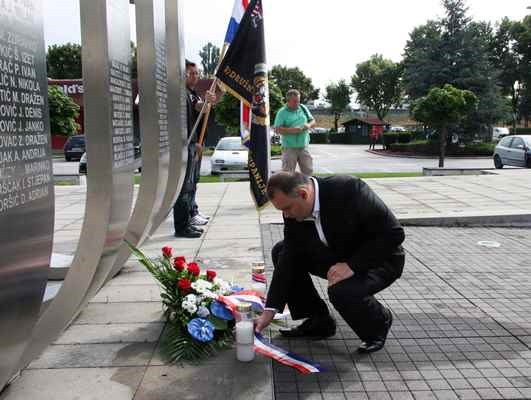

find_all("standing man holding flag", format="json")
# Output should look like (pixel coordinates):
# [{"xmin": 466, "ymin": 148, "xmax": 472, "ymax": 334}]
[{"xmin": 216, "ymin": 0, "xmax": 270, "ymax": 209}]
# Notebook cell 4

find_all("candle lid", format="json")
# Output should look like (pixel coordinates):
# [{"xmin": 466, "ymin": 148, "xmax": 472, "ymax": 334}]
[
  {"xmin": 236, "ymin": 301, "xmax": 252, "ymax": 312},
  {"xmin": 251, "ymin": 261, "xmax": 265, "ymax": 273},
  {"xmin": 252, "ymin": 265, "xmax": 265, "ymax": 274}
]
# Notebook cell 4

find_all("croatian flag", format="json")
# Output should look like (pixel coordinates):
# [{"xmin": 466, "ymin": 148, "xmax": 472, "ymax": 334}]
[
  {"xmin": 225, "ymin": 0, "xmax": 251, "ymax": 148},
  {"xmin": 224, "ymin": 0, "xmax": 249, "ymax": 44}
]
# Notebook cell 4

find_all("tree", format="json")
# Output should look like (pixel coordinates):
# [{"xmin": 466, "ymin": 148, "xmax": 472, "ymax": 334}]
[
  {"xmin": 412, "ymin": 84, "xmax": 478, "ymax": 167},
  {"xmin": 512, "ymin": 15, "xmax": 531, "ymax": 126},
  {"xmin": 46, "ymin": 43, "xmax": 82, "ymax": 79},
  {"xmin": 402, "ymin": 21, "xmax": 444, "ymax": 99},
  {"xmin": 199, "ymin": 42, "xmax": 220, "ymax": 77},
  {"xmin": 403, "ymin": 0, "xmax": 505, "ymax": 135},
  {"xmin": 325, "ymin": 80, "xmax": 352, "ymax": 132},
  {"xmin": 215, "ymin": 80, "xmax": 283, "ymax": 135},
  {"xmin": 269, "ymin": 65, "xmax": 319, "ymax": 103},
  {"xmin": 350, "ymin": 54, "xmax": 402, "ymax": 123},
  {"xmin": 48, "ymin": 86, "xmax": 80, "ymax": 136}
]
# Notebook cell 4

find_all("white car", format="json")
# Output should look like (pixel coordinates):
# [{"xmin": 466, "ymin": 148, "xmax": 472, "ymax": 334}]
[
  {"xmin": 492, "ymin": 127, "xmax": 510, "ymax": 142},
  {"xmin": 210, "ymin": 137, "xmax": 248, "ymax": 175},
  {"xmin": 389, "ymin": 126, "xmax": 407, "ymax": 132}
]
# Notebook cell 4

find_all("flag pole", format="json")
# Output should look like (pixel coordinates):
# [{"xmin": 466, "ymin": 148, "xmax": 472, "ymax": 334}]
[{"xmin": 197, "ymin": 43, "xmax": 229, "ymax": 146}]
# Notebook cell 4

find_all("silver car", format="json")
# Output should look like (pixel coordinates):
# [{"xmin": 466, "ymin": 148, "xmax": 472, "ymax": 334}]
[{"xmin": 493, "ymin": 135, "xmax": 531, "ymax": 169}]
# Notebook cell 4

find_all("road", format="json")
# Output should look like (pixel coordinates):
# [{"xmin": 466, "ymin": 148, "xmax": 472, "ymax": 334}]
[{"xmin": 53, "ymin": 144, "xmax": 498, "ymax": 176}]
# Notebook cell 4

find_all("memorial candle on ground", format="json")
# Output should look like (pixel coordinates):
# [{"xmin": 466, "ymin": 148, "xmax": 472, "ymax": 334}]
[
  {"xmin": 251, "ymin": 261, "xmax": 266, "ymax": 295},
  {"xmin": 235, "ymin": 302, "xmax": 255, "ymax": 362}
]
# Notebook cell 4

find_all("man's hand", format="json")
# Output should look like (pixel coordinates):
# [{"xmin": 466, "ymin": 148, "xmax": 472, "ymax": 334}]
[
  {"xmin": 195, "ymin": 143, "xmax": 203, "ymax": 159},
  {"xmin": 327, "ymin": 262, "xmax": 354, "ymax": 287},
  {"xmin": 254, "ymin": 309, "xmax": 276, "ymax": 333},
  {"xmin": 205, "ymin": 90, "xmax": 217, "ymax": 105}
]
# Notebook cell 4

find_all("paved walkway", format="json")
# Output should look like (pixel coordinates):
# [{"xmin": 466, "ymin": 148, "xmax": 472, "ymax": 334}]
[{"xmin": 1, "ymin": 171, "xmax": 531, "ymax": 399}]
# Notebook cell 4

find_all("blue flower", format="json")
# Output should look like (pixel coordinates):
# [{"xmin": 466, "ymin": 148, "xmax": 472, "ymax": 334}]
[
  {"xmin": 210, "ymin": 300, "xmax": 234, "ymax": 321},
  {"xmin": 187, "ymin": 318, "xmax": 215, "ymax": 342},
  {"xmin": 231, "ymin": 284, "xmax": 244, "ymax": 293},
  {"xmin": 197, "ymin": 305, "xmax": 210, "ymax": 318}
]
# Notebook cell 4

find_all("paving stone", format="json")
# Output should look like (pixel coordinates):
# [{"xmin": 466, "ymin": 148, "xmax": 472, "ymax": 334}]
[
  {"xmin": 0, "ymin": 367, "xmax": 145, "ymax": 400},
  {"xmin": 27, "ymin": 342, "xmax": 156, "ymax": 369}
]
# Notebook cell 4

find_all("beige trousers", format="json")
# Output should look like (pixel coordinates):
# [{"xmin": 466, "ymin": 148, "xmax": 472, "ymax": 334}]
[{"xmin": 281, "ymin": 147, "xmax": 313, "ymax": 176}]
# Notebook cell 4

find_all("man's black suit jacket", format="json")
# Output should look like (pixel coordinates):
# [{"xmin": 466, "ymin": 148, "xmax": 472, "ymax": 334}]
[{"xmin": 266, "ymin": 175, "xmax": 405, "ymax": 311}]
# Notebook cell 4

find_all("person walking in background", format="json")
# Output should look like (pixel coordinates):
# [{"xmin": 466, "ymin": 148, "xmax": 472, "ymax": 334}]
[
  {"xmin": 369, "ymin": 125, "xmax": 382, "ymax": 150},
  {"xmin": 274, "ymin": 89, "xmax": 315, "ymax": 176},
  {"xmin": 173, "ymin": 60, "xmax": 216, "ymax": 238}
]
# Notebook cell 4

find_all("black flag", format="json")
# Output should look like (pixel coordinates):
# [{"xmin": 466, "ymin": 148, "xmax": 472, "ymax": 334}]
[{"xmin": 216, "ymin": 0, "xmax": 270, "ymax": 209}]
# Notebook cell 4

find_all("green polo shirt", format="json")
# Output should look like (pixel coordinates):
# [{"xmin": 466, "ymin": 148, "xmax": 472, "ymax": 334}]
[{"xmin": 274, "ymin": 104, "xmax": 314, "ymax": 148}]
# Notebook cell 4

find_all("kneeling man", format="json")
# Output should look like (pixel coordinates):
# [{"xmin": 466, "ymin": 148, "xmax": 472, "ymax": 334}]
[{"xmin": 255, "ymin": 172, "xmax": 405, "ymax": 353}]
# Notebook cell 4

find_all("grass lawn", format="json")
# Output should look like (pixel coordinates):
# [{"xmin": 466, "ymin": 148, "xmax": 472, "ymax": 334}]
[
  {"xmin": 193, "ymin": 171, "xmax": 422, "ymax": 183},
  {"xmin": 67, "ymin": 172, "xmax": 422, "ymax": 187}
]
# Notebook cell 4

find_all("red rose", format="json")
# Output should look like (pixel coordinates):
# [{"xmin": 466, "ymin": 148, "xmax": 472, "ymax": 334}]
[
  {"xmin": 177, "ymin": 278, "xmax": 191, "ymax": 293},
  {"xmin": 162, "ymin": 246, "xmax": 172, "ymax": 258},
  {"xmin": 174, "ymin": 259, "xmax": 187, "ymax": 271},
  {"xmin": 175, "ymin": 256, "xmax": 186, "ymax": 264},
  {"xmin": 206, "ymin": 270, "xmax": 216, "ymax": 281},
  {"xmin": 187, "ymin": 262, "xmax": 200, "ymax": 277}
]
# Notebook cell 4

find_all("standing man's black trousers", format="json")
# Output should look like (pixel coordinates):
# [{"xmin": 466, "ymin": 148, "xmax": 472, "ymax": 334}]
[
  {"xmin": 173, "ymin": 146, "xmax": 196, "ymax": 233},
  {"xmin": 271, "ymin": 236, "xmax": 404, "ymax": 342}
]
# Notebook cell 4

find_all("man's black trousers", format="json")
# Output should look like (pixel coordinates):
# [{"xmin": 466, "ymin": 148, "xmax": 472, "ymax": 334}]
[
  {"xmin": 271, "ymin": 238, "xmax": 404, "ymax": 342},
  {"xmin": 173, "ymin": 146, "xmax": 196, "ymax": 233}
]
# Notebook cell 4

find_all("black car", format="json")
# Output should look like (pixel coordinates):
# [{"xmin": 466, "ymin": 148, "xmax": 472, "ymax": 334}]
[{"xmin": 64, "ymin": 135, "xmax": 86, "ymax": 161}]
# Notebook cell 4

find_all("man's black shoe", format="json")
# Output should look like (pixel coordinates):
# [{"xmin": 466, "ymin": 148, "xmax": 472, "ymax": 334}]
[
  {"xmin": 190, "ymin": 225, "xmax": 204, "ymax": 233},
  {"xmin": 279, "ymin": 314, "xmax": 336, "ymax": 339},
  {"xmin": 174, "ymin": 226, "xmax": 202, "ymax": 238},
  {"xmin": 358, "ymin": 308, "xmax": 393, "ymax": 354}
]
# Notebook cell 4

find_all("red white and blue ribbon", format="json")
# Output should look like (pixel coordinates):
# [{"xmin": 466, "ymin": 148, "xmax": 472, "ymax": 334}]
[
  {"xmin": 252, "ymin": 272, "xmax": 266, "ymax": 284},
  {"xmin": 254, "ymin": 332, "xmax": 325, "ymax": 374},
  {"xmin": 218, "ymin": 291, "xmax": 324, "ymax": 374},
  {"xmin": 218, "ymin": 290, "xmax": 265, "ymax": 314}
]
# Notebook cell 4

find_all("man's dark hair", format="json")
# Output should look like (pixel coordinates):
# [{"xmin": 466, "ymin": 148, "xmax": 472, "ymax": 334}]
[
  {"xmin": 185, "ymin": 59, "xmax": 197, "ymax": 69},
  {"xmin": 266, "ymin": 171, "xmax": 310, "ymax": 199}
]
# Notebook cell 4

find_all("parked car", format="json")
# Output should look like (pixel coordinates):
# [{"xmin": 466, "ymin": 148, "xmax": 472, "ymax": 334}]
[
  {"xmin": 63, "ymin": 135, "xmax": 86, "ymax": 161},
  {"xmin": 389, "ymin": 126, "xmax": 407, "ymax": 132},
  {"xmin": 210, "ymin": 137, "xmax": 248, "ymax": 175},
  {"xmin": 493, "ymin": 135, "xmax": 531, "ymax": 169},
  {"xmin": 492, "ymin": 126, "xmax": 510, "ymax": 142},
  {"xmin": 78, "ymin": 152, "xmax": 87, "ymax": 174},
  {"xmin": 79, "ymin": 142, "xmax": 142, "ymax": 175}
]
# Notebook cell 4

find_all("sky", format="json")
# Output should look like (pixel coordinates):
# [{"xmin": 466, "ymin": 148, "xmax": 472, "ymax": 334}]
[{"xmin": 44, "ymin": 0, "xmax": 530, "ymax": 100}]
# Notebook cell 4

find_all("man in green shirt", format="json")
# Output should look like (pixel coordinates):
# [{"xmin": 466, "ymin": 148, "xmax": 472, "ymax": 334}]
[{"xmin": 274, "ymin": 89, "xmax": 316, "ymax": 176}]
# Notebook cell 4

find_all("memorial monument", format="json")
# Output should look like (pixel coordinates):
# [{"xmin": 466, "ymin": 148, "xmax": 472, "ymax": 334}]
[{"xmin": 0, "ymin": 0, "xmax": 187, "ymax": 391}]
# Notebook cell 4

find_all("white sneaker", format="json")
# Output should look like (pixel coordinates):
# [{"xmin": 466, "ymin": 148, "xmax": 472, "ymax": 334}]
[
  {"xmin": 197, "ymin": 211, "xmax": 210, "ymax": 220},
  {"xmin": 191, "ymin": 214, "xmax": 209, "ymax": 225}
]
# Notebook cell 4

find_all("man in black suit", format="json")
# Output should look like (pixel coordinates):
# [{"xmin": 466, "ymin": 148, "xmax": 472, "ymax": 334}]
[{"xmin": 255, "ymin": 171, "xmax": 405, "ymax": 353}]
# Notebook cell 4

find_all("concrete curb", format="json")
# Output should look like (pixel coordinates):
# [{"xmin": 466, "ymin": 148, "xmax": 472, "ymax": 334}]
[
  {"xmin": 366, "ymin": 149, "xmax": 492, "ymax": 160},
  {"xmin": 399, "ymin": 212, "xmax": 531, "ymax": 227}
]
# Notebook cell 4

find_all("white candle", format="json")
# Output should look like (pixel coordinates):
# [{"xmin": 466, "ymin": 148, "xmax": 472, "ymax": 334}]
[
  {"xmin": 235, "ymin": 320, "xmax": 254, "ymax": 345},
  {"xmin": 236, "ymin": 344, "xmax": 255, "ymax": 362}
]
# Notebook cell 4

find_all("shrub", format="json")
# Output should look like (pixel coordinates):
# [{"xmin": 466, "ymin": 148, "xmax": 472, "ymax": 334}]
[
  {"xmin": 310, "ymin": 132, "xmax": 329, "ymax": 144},
  {"xmin": 389, "ymin": 141, "xmax": 495, "ymax": 156},
  {"xmin": 512, "ymin": 128, "xmax": 531, "ymax": 135},
  {"xmin": 397, "ymin": 132, "xmax": 413, "ymax": 143}
]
